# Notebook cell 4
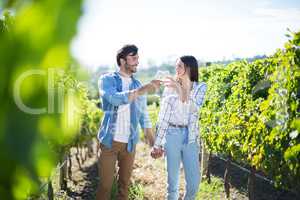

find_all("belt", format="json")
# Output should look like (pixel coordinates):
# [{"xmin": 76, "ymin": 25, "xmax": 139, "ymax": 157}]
[{"xmin": 169, "ymin": 123, "xmax": 188, "ymax": 128}]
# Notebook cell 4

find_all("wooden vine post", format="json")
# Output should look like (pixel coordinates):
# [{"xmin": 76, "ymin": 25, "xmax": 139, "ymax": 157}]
[
  {"xmin": 248, "ymin": 166, "xmax": 256, "ymax": 200},
  {"xmin": 206, "ymin": 152, "xmax": 212, "ymax": 184},
  {"xmin": 224, "ymin": 154, "xmax": 232, "ymax": 199},
  {"xmin": 59, "ymin": 153, "xmax": 68, "ymax": 190}
]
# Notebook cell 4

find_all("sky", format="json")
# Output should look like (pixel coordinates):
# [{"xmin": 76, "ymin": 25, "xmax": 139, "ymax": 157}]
[{"xmin": 71, "ymin": 0, "xmax": 300, "ymax": 69}]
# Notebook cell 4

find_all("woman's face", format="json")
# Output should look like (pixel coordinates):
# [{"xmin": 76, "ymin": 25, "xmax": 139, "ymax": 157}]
[{"xmin": 175, "ymin": 59, "xmax": 186, "ymax": 78}]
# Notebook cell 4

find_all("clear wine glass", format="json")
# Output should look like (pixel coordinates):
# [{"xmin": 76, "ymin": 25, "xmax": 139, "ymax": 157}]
[
  {"xmin": 154, "ymin": 70, "xmax": 171, "ymax": 96},
  {"xmin": 155, "ymin": 70, "xmax": 170, "ymax": 82}
]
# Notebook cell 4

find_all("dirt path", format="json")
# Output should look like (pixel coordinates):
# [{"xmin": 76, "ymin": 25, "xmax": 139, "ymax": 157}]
[
  {"xmin": 61, "ymin": 141, "xmax": 298, "ymax": 200},
  {"xmin": 63, "ymin": 142, "xmax": 182, "ymax": 199},
  {"xmin": 130, "ymin": 142, "xmax": 186, "ymax": 199},
  {"xmin": 62, "ymin": 142, "xmax": 236, "ymax": 200}
]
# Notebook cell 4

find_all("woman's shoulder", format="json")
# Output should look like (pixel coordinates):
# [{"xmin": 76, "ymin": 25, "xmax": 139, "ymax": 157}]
[
  {"xmin": 194, "ymin": 81, "xmax": 207, "ymax": 88},
  {"xmin": 192, "ymin": 82, "xmax": 207, "ymax": 94}
]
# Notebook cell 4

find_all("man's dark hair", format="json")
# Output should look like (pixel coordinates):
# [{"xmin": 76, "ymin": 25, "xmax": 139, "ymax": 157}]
[
  {"xmin": 180, "ymin": 55, "xmax": 199, "ymax": 82},
  {"xmin": 116, "ymin": 44, "xmax": 138, "ymax": 66}
]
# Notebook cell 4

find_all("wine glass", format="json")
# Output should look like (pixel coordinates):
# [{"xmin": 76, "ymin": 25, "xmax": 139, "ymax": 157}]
[
  {"xmin": 154, "ymin": 70, "xmax": 171, "ymax": 96},
  {"xmin": 154, "ymin": 70, "xmax": 170, "ymax": 82}
]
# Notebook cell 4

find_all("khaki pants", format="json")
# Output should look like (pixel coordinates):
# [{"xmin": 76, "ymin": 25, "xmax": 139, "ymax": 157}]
[{"xmin": 96, "ymin": 141, "xmax": 136, "ymax": 200}]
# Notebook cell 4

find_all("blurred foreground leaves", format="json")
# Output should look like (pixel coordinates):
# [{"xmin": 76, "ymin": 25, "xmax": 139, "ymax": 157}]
[{"xmin": 0, "ymin": 0, "xmax": 85, "ymax": 199}]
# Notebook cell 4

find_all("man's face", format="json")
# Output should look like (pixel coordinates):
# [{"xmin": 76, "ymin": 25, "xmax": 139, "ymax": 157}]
[{"xmin": 124, "ymin": 53, "xmax": 139, "ymax": 73}]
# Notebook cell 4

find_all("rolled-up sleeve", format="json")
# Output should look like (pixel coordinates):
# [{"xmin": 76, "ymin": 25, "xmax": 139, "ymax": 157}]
[
  {"xmin": 154, "ymin": 96, "xmax": 174, "ymax": 148},
  {"xmin": 98, "ymin": 75, "xmax": 130, "ymax": 106},
  {"xmin": 191, "ymin": 83, "xmax": 207, "ymax": 109},
  {"xmin": 189, "ymin": 83, "xmax": 207, "ymax": 138}
]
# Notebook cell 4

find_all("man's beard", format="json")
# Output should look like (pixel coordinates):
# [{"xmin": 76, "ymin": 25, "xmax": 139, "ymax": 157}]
[{"xmin": 125, "ymin": 63, "xmax": 137, "ymax": 73}]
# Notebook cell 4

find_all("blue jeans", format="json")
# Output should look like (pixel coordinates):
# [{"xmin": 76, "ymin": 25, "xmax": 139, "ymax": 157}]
[{"xmin": 164, "ymin": 127, "xmax": 200, "ymax": 200}]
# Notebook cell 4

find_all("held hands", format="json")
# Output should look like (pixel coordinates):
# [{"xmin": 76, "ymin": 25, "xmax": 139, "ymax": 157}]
[
  {"xmin": 144, "ymin": 128, "xmax": 163, "ymax": 159},
  {"xmin": 143, "ymin": 85, "xmax": 164, "ymax": 160},
  {"xmin": 150, "ymin": 147, "xmax": 164, "ymax": 159}
]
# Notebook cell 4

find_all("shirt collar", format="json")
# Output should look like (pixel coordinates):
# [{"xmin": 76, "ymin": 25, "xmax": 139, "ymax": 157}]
[{"xmin": 116, "ymin": 70, "xmax": 135, "ymax": 79}]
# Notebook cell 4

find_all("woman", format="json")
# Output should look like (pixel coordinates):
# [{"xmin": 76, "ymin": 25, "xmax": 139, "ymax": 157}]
[{"xmin": 151, "ymin": 55, "xmax": 207, "ymax": 200}]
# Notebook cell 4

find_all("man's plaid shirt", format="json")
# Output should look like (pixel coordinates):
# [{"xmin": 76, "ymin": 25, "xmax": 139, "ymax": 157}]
[{"xmin": 154, "ymin": 82, "xmax": 207, "ymax": 148}]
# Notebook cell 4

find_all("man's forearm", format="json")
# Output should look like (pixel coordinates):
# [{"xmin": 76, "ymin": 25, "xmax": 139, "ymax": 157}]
[
  {"xmin": 137, "ymin": 83, "xmax": 156, "ymax": 95},
  {"xmin": 128, "ymin": 83, "xmax": 155, "ymax": 102},
  {"xmin": 144, "ymin": 128, "xmax": 155, "ymax": 147},
  {"xmin": 144, "ymin": 127, "xmax": 153, "ymax": 136}
]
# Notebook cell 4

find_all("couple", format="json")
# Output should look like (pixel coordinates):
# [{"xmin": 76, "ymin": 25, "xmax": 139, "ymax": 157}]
[{"xmin": 96, "ymin": 44, "xmax": 207, "ymax": 200}]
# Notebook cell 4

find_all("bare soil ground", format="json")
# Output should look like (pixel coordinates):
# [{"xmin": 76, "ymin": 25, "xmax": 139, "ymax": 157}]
[{"xmin": 60, "ymin": 142, "xmax": 299, "ymax": 200}]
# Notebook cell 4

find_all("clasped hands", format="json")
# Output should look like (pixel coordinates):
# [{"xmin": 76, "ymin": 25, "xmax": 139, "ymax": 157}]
[{"xmin": 150, "ymin": 147, "xmax": 164, "ymax": 159}]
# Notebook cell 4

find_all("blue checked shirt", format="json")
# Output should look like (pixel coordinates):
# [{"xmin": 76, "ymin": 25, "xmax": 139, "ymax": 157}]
[
  {"xmin": 97, "ymin": 71, "xmax": 152, "ymax": 152},
  {"xmin": 154, "ymin": 82, "xmax": 207, "ymax": 148}
]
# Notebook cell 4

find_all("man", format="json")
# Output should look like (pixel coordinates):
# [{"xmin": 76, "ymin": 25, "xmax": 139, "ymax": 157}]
[{"xmin": 96, "ymin": 44, "xmax": 160, "ymax": 200}]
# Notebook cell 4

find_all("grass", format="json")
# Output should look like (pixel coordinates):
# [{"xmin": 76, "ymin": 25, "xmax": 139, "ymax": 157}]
[
  {"xmin": 111, "ymin": 173, "xmax": 227, "ymax": 200},
  {"xmin": 111, "ymin": 179, "xmax": 144, "ymax": 200},
  {"xmin": 196, "ymin": 177, "xmax": 225, "ymax": 200}
]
